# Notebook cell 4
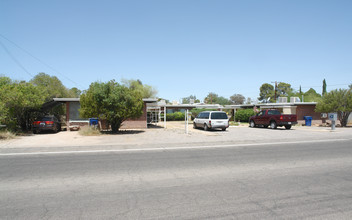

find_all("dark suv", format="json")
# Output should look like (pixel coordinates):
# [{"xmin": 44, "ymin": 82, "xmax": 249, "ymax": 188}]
[{"xmin": 32, "ymin": 116, "xmax": 61, "ymax": 134}]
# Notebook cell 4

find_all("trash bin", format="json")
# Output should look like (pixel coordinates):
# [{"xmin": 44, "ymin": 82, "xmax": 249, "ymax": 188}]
[
  {"xmin": 303, "ymin": 116, "xmax": 312, "ymax": 126},
  {"xmin": 89, "ymin": 118, "xmax": 99, "ymax": 126}
]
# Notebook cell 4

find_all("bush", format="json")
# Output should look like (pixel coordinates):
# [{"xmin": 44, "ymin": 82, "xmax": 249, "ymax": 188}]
[
  {"xmin": 190, "ymin": 109, "xmax": 217, "ymax": 120},
  {"xmin": 79, "ymin": 126, "xmax": 101, "ymax": 136},
  {"xmin": 235, "ymin": 109, "xmax": 256, "ymax": 122},
  {"xmin": 0, "ymin": 130, "xmax": 16, "ymax": 140},
  {"xmin": 166, "ymin": 112, "xmax": 185, "ymax": 121}
]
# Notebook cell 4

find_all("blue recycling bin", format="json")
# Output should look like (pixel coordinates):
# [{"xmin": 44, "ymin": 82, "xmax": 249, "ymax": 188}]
[
  {"xmin": 303, "ymin": 116, "xmax": 312, "ymax": 126},
  {"xmin": 89, "ymin": 118, "xmax": 99, "ymax": 126}
]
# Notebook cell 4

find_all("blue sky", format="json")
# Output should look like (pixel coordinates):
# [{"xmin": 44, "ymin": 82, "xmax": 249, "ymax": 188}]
[{"xmin": 1, "ymin": 0, "xmax": 351, "ymax": 102}]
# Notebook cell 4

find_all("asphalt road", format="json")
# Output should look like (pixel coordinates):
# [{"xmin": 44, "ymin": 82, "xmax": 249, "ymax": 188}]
[{"xmin": 1, "ymin": 139, "xmax": 352, "ymax": 219}]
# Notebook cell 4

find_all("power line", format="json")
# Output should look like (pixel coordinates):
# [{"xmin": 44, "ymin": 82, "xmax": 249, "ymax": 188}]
[
  {"xmin": 0, "ymin": 39, "xmax": 34, "ymax": 78},
  {"xmin": 0, "ymin": 33, "xmax": 83, "ymax": 88}
]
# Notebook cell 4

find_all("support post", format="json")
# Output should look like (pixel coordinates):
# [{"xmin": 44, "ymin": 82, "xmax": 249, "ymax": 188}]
[{"xmin": 66, "ymin": 102, "xmax": 70, "ymax": 132}]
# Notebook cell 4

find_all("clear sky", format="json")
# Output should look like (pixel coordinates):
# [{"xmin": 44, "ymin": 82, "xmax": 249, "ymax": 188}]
[{"xmin": 1, "ymin": 0, "xmax": 351, "ymax": 102}]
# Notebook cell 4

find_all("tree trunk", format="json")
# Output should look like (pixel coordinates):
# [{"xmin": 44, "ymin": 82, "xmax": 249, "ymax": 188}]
[
  {"xmin": 338, "ymin": 111, "xmax": 351, "ymax": 127},
  {"xmin": 110, "ymin": 119, "xmax": 123, "ymax": 133}
]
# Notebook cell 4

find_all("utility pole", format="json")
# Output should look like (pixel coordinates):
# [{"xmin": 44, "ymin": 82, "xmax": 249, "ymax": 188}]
[{"xmin": 271, "ymin": 81, "xmax": 278, "ymax": 103}]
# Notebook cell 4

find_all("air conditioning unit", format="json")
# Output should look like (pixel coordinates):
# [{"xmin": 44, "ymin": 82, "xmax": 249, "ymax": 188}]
[
  {"xmin": 278, "ymin": 97, "xmax": 288, "ymax": 103},
  {"xmin": 290, "ymin": 97, "xmax": 301, "ymax": 103}
]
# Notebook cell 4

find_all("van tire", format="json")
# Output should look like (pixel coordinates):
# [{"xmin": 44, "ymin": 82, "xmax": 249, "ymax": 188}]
[
  {"xmin": 204, "ymin": 124, "xmax": 209, "ymax": 131},
  {"xmin": 193, "ymin": 122, "xmax": 197, "ymax": 129}
]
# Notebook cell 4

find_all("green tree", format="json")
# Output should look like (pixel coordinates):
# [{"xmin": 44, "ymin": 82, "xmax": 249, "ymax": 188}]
[
  {"xmin": 316, "ymin": 89, "xmax": 352, "ymax": 127},
  {"xmin": 204, "ymin": 92, "xmax": 218, "ymax": 104},
  {"xmin": 349, "ymin": 84, "xmax": 352, "ymax": 89},
  {"xmin": 230, "ymin": 94, "xmax": 245, "ymax": 105},
  {"xmin": 303, "ymin": 88, "xmax": 322, "ymax": 102},
  {"xmin": 204, "ymin": 93, "xmax": 231, "ymax": 105},
  {"xmin": 277, "ymin": 82, "xmax": 292, "ymax": 97},
  {"xmin": 80, "ymin": 80, "xmax": 144, "ymax": 133},
  {"xmin": 0, "ymin": 78, "xmax": 46, "ymax": 131},
  {"xmin": 68, "ymin": 87, "xmax": 81, "ymax": 98},
  {"xmin": 258, "ymin": 83, "xmax": 274, "ymax": 102},
  {"xmin": 182, "ymin": 95, "xmax": 200, "ymax": 104},
  {"xmin": 322, "ymin": 79, "xmax": 327, "ymax": 95},
  {"xmin": 30, "ymin": 73, "xmax": 70, "ymax": 101},
  {"xmin": 121, "ymin": 79, "xmax": 157, "ymax": 98}
]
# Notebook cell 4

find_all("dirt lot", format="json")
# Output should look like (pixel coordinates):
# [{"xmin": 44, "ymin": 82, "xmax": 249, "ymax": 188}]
[{"xmin": 1, "ymin": 121, "xmax": 351, "ymax": 154}]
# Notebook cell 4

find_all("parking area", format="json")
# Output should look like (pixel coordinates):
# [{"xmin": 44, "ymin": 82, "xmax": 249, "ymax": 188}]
[{"xmin": 1, "ymin": 121, "xmax": 351, "ymax": 154}]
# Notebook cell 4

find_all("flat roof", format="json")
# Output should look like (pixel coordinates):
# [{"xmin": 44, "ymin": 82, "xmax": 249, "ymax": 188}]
[
  {"xmin": 224, "ymin": 102, "xmax": 317, "ymax": 109},
  {"xmin": 53, "ymin": 98, "xmax": 80, "ymax": 102}
]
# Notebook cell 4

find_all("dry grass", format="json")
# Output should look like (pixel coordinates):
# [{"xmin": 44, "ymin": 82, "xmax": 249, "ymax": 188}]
[
  {"xmin": 78, "ymin": 126, "xmax": 101, "ymax": 136},
  {"xmin": 0, "ymin": 130, "xmax": 16, "ymax": 140}
]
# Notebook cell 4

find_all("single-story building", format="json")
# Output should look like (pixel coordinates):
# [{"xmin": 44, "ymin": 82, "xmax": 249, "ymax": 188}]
[{"xmin": 44, "ymin": 98, "xmax": 159, "ymax": 130}]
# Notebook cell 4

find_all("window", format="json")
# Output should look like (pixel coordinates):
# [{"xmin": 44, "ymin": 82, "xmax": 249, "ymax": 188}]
[
  {"xmin": 268, "ymin": 110, "xmax": 280, "ymax": 115},
  {"xmin": 211, "ymin": 112, "xmax": 228, "ymax": 119}
]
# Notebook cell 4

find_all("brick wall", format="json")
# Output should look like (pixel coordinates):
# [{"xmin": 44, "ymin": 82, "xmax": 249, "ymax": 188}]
[{"xmin": 296, "ymin": 104, "xmax": 322, "ymax": 125}]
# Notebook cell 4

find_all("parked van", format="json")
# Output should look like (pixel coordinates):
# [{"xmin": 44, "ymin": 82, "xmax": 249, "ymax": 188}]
[{"xmin": 193, "ymin": 111, "xmax": 229, "ymax": 131}]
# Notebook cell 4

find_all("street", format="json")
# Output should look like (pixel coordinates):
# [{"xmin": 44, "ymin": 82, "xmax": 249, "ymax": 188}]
[{"xmin": 1, "ymin": 139, "xmax": 352, "ymax": 219}]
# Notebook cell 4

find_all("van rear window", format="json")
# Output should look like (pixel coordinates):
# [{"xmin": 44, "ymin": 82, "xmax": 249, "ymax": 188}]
[{"xmin": 211, "ymin": 112, "xmax": 228, "ymax": 119}]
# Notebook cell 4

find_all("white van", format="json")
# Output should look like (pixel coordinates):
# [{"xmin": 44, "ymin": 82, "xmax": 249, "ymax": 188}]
[{"xmin": 193, "ymin": 111, "xmax": 229, "ymax": 131}]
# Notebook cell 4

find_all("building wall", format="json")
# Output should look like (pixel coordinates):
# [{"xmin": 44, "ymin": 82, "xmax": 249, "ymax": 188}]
[
  {"xmin": 296, "ymin": 104, "xmax": 323, "ymax": 125},
  {"xmin": 121, "ymin": 102, "xmax": 148, "ymax": 129},
  {"xmin": 296, "ymin": 105, "xmax": 321, "ymax": 120}
]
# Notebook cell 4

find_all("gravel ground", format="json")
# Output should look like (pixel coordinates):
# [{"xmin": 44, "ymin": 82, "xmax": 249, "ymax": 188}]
[{"xmin": 1, "ymin": 122, "xmax": 351, "ymax": 153}]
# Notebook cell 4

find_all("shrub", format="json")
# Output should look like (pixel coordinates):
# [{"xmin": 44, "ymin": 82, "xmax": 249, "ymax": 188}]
[
  {"xmin": 235, "ymin": 109, "xmax": 256, "ymax": 122},
  {"xmin": 190, "ymin": 109, "xmax": 217, "ymax": 120},
  {"xmin": 166, "ymin": 112, "xmax": 185, "ymax": 121},
  {"xmin": 78, "ymin": 126, "xmax": 101, "ymax": 136},
  {"xmin": 0, "ymin": 130, "xmax": 16, "ymax": 140}
]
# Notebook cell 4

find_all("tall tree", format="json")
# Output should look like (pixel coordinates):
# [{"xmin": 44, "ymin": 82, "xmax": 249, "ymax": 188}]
[
  {"xmin": 204, "ymin": 92, "xmax": 218, "ymax": 104},
  {"xmin": 277, "ymin": 82, "xmax": 292, "ymax": 97},
  {"xmin": 316, "ymin": 89, "xmax": 352, "ymax": 127},
  {"xmin": 349, "ymin": 84, "xmax": 352, "ymax": 89},
  {"xmin": 121, "ymin": 79, "xmax": 157, "ymax": 98},
  {"xmin": 322, "ymin": 79, "xmax": 327, "ymax": 95},
  {"xmin": 230, "ymin": 94, "xmax": 245, "ymax": 105},
  {"xmin": 204, "ymin": 93, "xmax": 231, "ymax": 105},
  {"xmin": 80, "ymin": 80, "xmax": 143, "ymax": 133},
  {"xmin": 30, "ymin": 72, "xmax": 70, "ymax": 101},
  {"xmin": 304, "ymin": 88, "xmax": 322, "ymax": 102},
  {"xmin": 258, "ymin": 83, "xmax": 275, "ymax": 102},
  {"xmin": 182, "ymin": 95, "xmax": 199, "ymax": 104}
]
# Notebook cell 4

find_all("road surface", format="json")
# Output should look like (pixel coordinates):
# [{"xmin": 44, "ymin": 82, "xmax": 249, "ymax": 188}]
[{"xmin": 1, "ymin": 139, "xmax": 352, "ymax": 219}]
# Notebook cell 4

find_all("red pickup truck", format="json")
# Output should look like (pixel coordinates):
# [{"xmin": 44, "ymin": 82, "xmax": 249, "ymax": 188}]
[{"xmin": 249, "ymin": 109, "xmax": 297, "ymax": 129}]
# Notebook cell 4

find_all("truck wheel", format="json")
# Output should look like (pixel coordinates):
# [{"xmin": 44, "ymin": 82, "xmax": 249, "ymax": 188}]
[
  {"xmin": 204, "ymin": 124, "xmax": 209, "ymax": 131},
  {"xmin": 249, "ymin": 120, "xmax": 256, "ymax": 128},
  {"xmin": 222, "ymin": 128, "xmax": 226, "ymax": 131},
  {"xmin": 270, "ymin": 121, "xmax": 277, "ymax": 129},
  {"xmin": 285, "ymin": 125, "xmax": 292, "ymax": 130}
]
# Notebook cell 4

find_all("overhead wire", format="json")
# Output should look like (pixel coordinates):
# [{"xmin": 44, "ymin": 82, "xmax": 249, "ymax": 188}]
[
  {"xmin": 0, "ymin": 33, "xmax": 83, "ymax": 88},
  {"xmin": 0, "ymin": 38, "xmax": 34, "ymax": 78}
]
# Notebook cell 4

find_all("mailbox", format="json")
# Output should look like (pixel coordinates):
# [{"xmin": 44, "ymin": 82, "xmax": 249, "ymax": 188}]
[{"xmin": 328, "ymin": 113, "xmax": 337, "ymax": 121}]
